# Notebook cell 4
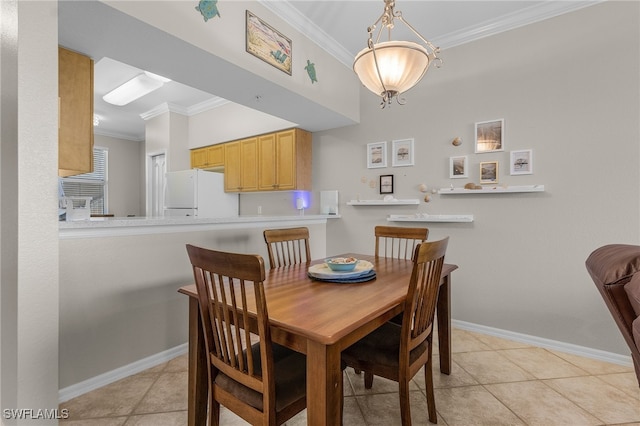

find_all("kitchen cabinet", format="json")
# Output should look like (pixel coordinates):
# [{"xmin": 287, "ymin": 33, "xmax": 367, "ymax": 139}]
[
  {"xmin": 190, "ymin": 144, "xmax": 224, "ymax": 170},
  {"xmin": 58, "ymin": 46, "xmax": 94, "ymax": 177},
  {"xmin": 258, "ymin": 129, "xmax": 312, "ymax": 191},
  {"xmin": 224, "ymin": 137, "xmax": 258, "ymax": 192}
]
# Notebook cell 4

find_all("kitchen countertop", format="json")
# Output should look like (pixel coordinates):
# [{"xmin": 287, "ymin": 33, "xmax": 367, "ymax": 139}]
[{"xmin": 59, "ymin": 214, "xmax": 340, "ymax": 238}]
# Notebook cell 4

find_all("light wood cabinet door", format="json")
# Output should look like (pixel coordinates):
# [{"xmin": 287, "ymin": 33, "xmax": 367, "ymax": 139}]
[
  {"xmin": 258, "ymin": 133, "xmax": 277, "ymax": 190},
  {"xmin": 58, "ymin": 47, "xmax": 94, "ymax": 177},
  {"xmin": 258, "ymin": 129, "xmax": 311, "ymax": 191},
  {"xmin": 274, "ymin": 129, "xmax": 297, "ymax": 190},
  {"xmin": 191, "ymin": 144, "xmax": 224, "ymax": 169},
  {"xmin": 224, "ymin": 138, "xmax": 258, "ymax": 192}
]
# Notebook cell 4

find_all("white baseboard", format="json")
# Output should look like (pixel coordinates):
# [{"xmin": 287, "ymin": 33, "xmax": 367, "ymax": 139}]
[
  {"xmin": 58, "ymin": 343, "xmax": 188, "ymax": 403},
  {"xmin": 452, "ymin": 320, "xmax": 633, "ymax": 367},
  {"xmin": 58, "ymin": 321, "xmax": 634, "ymax": 403}
]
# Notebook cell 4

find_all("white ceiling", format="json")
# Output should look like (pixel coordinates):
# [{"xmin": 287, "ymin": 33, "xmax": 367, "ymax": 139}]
[{"xmin": 80, "ymin": 1, "xmax": 599, "ymax": 142}]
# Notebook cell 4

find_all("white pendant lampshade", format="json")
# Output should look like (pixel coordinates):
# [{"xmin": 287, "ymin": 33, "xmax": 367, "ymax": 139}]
[
  {"xmin": 354, "ymin": 0, "xmax": 442, "ymax": 108},
  {"xmin": 353, "ymin": 40, "xmax": 431, "ymax": 99}
]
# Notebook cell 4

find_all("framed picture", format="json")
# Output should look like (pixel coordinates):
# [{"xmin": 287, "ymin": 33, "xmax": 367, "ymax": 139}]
[
  {"xmin": 510, "ymin": 149, "xmax": 533, "ymax": 175},
  {"xmin": 480, "ymin": 161, "xmax": 499, "ymax": 184},
  {"xmin": 366, "ymin": 141, "xmax": 387, "ymax": 168},
  {"xmin": 380, "ymin": 174, "xmax": 394, "ymax": 194},
  {"xmin": 475, "ymin": 119, "xmax": 504, "ymax": 153},
  {"xmin": 246, "ymin": 11, "xmax": 292, "ymax": 75},
  {"xmin": 391, "ymin": 138, "xmax": 414, "ymax": 167},
  {"xmin": 449, "ymin": 156, "xmax": 468, "ymax": 178}
]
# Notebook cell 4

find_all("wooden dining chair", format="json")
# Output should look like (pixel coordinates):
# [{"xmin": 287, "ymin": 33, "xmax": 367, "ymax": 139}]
[
  {"xmin": 185, "ymin": 244, "xmax": 307, "ymax": 426},
  {"xmin": 342, "ymin": 238, "xmax": 449, "ymax": 425},
  {"xmin": 263, "ymin": 227, "xmax": 311, "ymax": 269},
  {"xmin": 375, "ymin": 225, "xmax": 429, "ymax": 260}
]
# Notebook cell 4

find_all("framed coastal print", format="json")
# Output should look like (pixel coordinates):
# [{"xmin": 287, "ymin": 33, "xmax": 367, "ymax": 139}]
[
  {"xmin": 246, "ymin": 11, "xmax": 292, "ymax": 75},
  {"xmin": 449, "ymin": 156, "xmax": 468, "ymax": 178},
  {"xmin": 380, "ymin": 174, "xmax": 394, "ymax": 194},
  {"xmin": 367, "ymin": 141, "xmax": 387, "ymax": 168},
  {"xmin": 475, "ymin": 119, "xmax": 504, "ymax": 153},
  {"xmin": 510, "ymin": 149, "xmax": 533, "ymax": 175},
  {"xmin": 391, "ymin": 138, "xmax": 414, "ymax": 167},
  {"xmin": 480, "ymin": 161, "xmax": 499, "ymax": 184}
]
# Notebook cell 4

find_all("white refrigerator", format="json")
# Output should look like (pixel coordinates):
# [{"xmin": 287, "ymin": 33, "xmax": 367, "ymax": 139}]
[{"xmin": 164, "ymin": 169, "xmax": 238, "ymax": 218}]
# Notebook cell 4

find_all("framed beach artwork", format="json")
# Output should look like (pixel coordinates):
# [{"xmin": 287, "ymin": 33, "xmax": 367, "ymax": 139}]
[
  {"xmin": 246, "ymin": 11, "xmax": 292, "ymax": 75},
  {"xmin": 391, "ymin": 138, "xmax": 414, "ymax": 167},
  {"xmin": 366, "ymin": 141, "xmax": 387, "ymax": 168},
  {"xmin": 480, "ymin": 161, "xmax": 499, "ymax": 184},
  {"xmin": 510, "ymin": 149, "xmax": 533, "ymax": 175},
  {"xmin": 475, "ymin": 119, "xmax": 504, "ymax": 153},
  {"xmin": 449, "ymin": 156, "xmax": 468, "ymax": 178}
]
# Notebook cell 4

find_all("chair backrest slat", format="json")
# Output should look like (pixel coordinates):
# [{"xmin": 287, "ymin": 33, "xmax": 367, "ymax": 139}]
[
  {"xmin": 375, "ymin": 226, "xmax": 429, "ymax": 260},
  {"xmin": 402, "ymin": 238, "xmax": 449, "ymax": 355},
  {"xmin": 263, "ymin": 227, "xmax": 311, "ymax": 269}
]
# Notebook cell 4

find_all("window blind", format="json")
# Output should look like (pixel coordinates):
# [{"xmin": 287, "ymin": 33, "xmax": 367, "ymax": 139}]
[{"xmin": 61, "ymin": 147, "xmax": 108, "ymax": 215}]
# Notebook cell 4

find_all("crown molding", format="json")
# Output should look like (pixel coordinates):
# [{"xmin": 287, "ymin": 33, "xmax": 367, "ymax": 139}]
[
  {"xmin": 140, "ymin": 97, "xmax": 230, "ymax": 122},
  {"xmin": 260, "ymin": 0, "xmax": 602, "ymax": 68},
  {"xmin": 94, "ymin": 128, "xmax": 144, "ymax": 142},
  {"xmin": 433, "ymin": 1, "xmax": 603, "ymax": 49}
]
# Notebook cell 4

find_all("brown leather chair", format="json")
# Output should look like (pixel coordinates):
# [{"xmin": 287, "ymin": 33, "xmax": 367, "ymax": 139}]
[
  {"xmin": 343, "ymin": 238, "xmax": 449, "ymax": 425},
  {"xmin": 185, "ymin": 244, "xmax": 308, "ymax": 425},
  {"xmin": 585, "ymin": 244, "xmax": 640, "ymax": 387},
  {"xmin": 263, "ymin": 227, "xmax": 311, "ymax": 269}
]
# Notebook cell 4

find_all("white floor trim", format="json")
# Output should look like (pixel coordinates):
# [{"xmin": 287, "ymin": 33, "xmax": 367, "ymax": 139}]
[
  {"xmin": 453, "ymin": 319, "xmax": 633, "ymax": 367},
  {"xmin": 58, "ymin": 343, "xmax": 188, "ymax": 403}
]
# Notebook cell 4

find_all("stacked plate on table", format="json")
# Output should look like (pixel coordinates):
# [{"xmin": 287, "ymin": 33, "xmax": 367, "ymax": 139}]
[{"xmin": 308, "ymin": 259, "xmax": 376, "ymax": 283}]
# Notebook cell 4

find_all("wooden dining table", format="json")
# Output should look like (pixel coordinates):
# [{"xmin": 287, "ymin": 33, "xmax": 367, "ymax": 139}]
[{"xmin": 178, "ymin": 253, "xmax": 458, "ymax": 426}]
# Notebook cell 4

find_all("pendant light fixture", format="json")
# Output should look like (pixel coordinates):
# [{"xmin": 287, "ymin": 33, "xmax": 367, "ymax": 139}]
[{"xmin": 353, "ymin": 0, "xmax": 442, "ymax": 108}]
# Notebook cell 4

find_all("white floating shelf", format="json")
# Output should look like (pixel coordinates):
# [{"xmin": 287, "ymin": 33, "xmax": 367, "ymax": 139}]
[
  {"xmin": 438, "ymin": 185, "xmax": 545, "ymax": 195},
  {"xmin": 388, "ymin": 214, "xmax": 474, "ymax": 223},
  {"xmin": 347, "ymin": 199, "xmax": 420, "ymax": 206}
]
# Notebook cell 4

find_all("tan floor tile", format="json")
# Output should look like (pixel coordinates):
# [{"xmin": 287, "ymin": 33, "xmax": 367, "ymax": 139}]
[
  {"xmin": 345, "ymin": 367, "xmax": 418, "ymax": 395},
  {"xmin": 124, "ymin": 411, "xmax": 186, "ymax": 425},
  {"xmin": 412, "ymin": 360, "xmax": 479, "ymax": 389},
  {"xmin": 355, "ymin": 390, "xmax": 439, "ymax": 425},
  {"xmin": 453, "ymin": 351, "xmax": 535, "ymax": 384},
  {"xmin": 544, "ymin": 375, "xmax": 640, "ymax": 424},
  {"xmin": 473, "ymin": 333, "xmax": 533, "ymax": 350},
  {"xmin": 163, "ymin": 353, "xmax": 188, "ymax": 373},
  {"xmin": 485, "ymin": 380, "xmax": 601, "ymax": 426},
  {"xmin": 499, "ymin": 348, "xmax": 589, "ymax": 379},
  {"xmin": 60, "ymin": 375, "xmax": 156, "ymax": 419},
  {"xmin": 550, "ymin": 350, "xmax": 634, "ymax": 375},
  {"xmin": 60, "ymin": 418, "xmax": 127, "ymax": 426},
  {"xmin": 598, "ymin": 372, "xmax": 640, "ymax": 400},
  {"xmin": 133, "ymin": 372, "xmax": 188, "ymax": 414},
  {"xmin": 451, "ymin": 329, "xmax": 492, "ymax": 353},
  {"xmin": 435, "ymin": 385, "xmax": 525, "ymax": 426}
]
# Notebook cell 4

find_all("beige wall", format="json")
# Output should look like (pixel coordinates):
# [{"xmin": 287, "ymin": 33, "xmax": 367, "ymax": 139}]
[
  {"xmin": 310, "ymin": 1, "xmax": 639, "ymax": 355},
  {"xmin": 95, "ymin": 134, "xmax": 142, "ymax": 217}
]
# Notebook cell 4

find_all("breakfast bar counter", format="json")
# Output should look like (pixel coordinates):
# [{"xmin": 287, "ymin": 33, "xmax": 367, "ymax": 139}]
[{"xmin": 58, "ymin": 215, "xmax": 332, "ymax": 400}]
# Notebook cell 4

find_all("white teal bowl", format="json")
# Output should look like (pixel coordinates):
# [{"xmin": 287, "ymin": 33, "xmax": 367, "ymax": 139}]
[{"xmin": 325, "ymin": 257, "xmax": 358, "ymax": 272}]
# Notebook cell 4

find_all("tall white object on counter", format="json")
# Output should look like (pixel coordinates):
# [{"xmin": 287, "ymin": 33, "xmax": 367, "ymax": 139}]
[{"xmin": 164, "ymin": 169, "xmax": 238, "ymax": 217}]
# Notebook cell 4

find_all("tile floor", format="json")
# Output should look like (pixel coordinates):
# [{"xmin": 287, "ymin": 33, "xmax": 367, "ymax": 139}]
[{"xmin": 60, "ymin": 328, "xmax": 640, "ymax": 425}]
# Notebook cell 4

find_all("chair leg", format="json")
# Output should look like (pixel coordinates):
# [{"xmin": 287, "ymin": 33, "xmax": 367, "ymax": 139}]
[
  {"xmin": 364, "ymin": 371, "xmax": 374, "ymax": 389},
  {"xmin": 209, "ymin": 388, "xmax": 221, "ymax": 426},
  {"xmin": 399, "ymin": 379, "xmax": 411, "ymax": 426},
  {"xmin": 425, "ymin": 352, "xmax": 437, "ymax": 424}
]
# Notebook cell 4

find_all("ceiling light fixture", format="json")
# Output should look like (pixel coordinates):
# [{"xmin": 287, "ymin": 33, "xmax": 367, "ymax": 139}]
[
  {"xmin": 354, "ymin": 0, "xmax": 442, "ymax": 108},
  {"xmin": 103, "ymin": 71, "xmax": 171, "ymax": 106}
]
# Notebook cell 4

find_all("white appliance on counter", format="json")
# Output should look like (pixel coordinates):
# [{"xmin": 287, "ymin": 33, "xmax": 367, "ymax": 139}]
[{"xmin": 164, "ymin": 169, "xmax": 238, "ymax": 218}]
